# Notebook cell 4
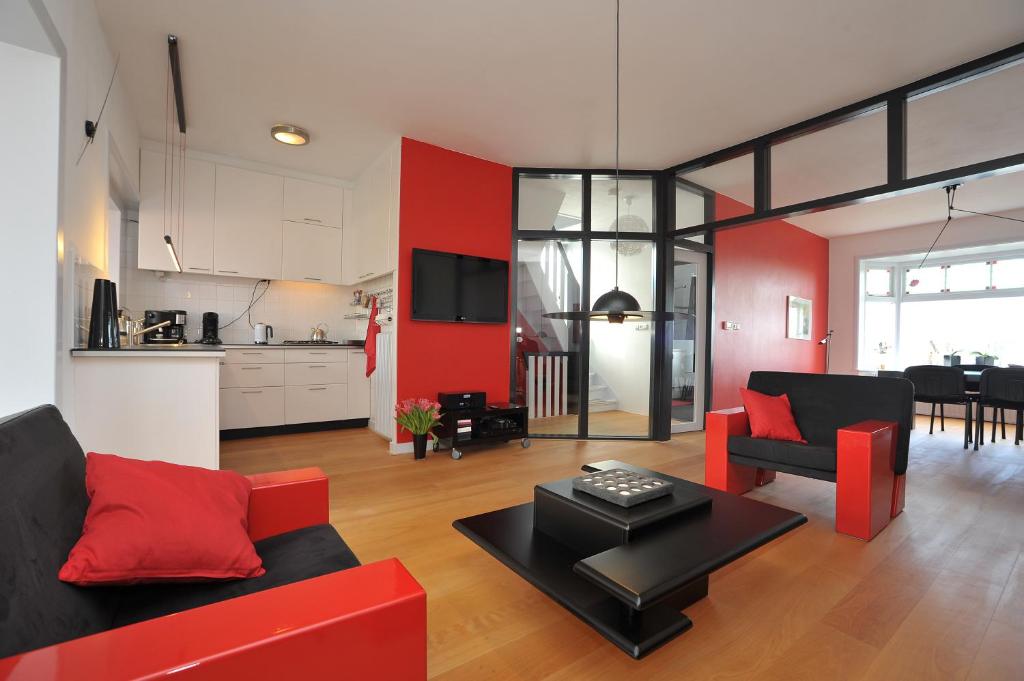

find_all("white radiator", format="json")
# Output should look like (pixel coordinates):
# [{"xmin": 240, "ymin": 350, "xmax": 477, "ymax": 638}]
[
  {"xmin": 370, "ymin": 331, "xmax": 394, "ymax": 440},
  {"xmin": 527, "ymin": 354, "xmax": 568, "ymax": 419}
]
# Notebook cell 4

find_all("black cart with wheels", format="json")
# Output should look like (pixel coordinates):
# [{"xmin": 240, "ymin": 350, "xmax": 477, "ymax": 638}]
[{"xmin": 434, "ymin": 404, "xmax": 530, "ymax": 460}]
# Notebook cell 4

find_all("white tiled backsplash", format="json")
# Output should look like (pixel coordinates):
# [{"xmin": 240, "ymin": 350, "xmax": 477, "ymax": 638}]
[{"xmin": 119, "ymin": 221, "xmax": 388, "ymax": 345}]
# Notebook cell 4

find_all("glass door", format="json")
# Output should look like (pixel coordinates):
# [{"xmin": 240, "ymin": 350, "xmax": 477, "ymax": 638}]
[{"xmin": 670, "ymin": 244, "xmax": 707, "ymax": 433}]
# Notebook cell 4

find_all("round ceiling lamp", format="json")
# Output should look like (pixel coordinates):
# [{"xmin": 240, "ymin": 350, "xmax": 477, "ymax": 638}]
[
  {"xmin": 271, "ymin": 124, "xmax": 310, "ymax": 146},
  {"xmin": 544, "ymin": 0, "xmax": 670, "ymax": 325}
]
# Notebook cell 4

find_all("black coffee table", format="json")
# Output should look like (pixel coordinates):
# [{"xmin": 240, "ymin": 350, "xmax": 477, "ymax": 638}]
[{"xmin": 453, "ymin": 460, "xmax": 806, "ymax": 658}]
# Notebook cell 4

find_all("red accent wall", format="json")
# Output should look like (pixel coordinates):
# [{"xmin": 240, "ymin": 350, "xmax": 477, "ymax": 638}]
[
  {"xmin": 711, "ymin": 194, "xmax": 829, "ymax": 410},
  {"xmin": 396, "ymin": 138, "xmax": 513, "ymax": 442}
]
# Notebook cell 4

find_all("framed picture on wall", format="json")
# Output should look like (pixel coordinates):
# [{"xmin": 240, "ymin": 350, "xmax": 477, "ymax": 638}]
[{"xmin": 787, "ymin": 296, "xmax": 812, "ymax": 340}]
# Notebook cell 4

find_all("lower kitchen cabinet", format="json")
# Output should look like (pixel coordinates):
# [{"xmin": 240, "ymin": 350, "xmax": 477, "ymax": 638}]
[
  {"xmin": 220, "ymin": 386, "xmax": 285, "ymax": 430},
  {"xmin": 285, "ymin": 384, "xmax": 348, "ymax": 424},
  {"xmin": 347, "ymin": 350, "xmax": 371, "ymax": 418}
]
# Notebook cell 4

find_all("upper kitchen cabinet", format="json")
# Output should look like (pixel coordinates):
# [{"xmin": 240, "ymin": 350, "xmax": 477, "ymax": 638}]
[
  {"xmin": 282, "ymin": 221, "xmax": 343, "ymax": 284},
  {"xmin": 213, "ymin": 165, "xmax": 284, "ymax": 280},
  {"xmin": 282, "ymin": 177, "xmax": 344, "ymax": 228},
  {"xmin": 138, "ymin": 149, "xmax": 216, "ymax": 273},
  {"xmin": 343, "ymin": 141, "xmax": 400, "ymax": 284}
]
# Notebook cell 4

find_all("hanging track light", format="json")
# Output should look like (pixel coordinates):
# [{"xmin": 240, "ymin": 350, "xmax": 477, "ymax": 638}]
[
  {"xmin": 164, "ymin": 235, "xmax": 182, "ymax": 273},
  {"xmin": 545, "ymin": 0, "xmax": 671, "ymax": 324}
]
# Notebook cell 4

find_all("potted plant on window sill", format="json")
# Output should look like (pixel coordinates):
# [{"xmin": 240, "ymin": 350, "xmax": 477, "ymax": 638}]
[
  {"xmin": 395, "ymin": 398, "xmax": 442, "ymax": 460},
  {"xmin": 943, "ymin": 350, "xmax": 963, "ymax": 367},
  {"xmin": 971, "ymin": 351, "xmax": 998, "ymax": 366}
]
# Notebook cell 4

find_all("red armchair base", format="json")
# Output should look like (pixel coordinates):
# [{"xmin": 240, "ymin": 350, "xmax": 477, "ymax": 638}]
[{"xmin": 706, "ymin": 409, "xmax": 903, "ymax": 542}]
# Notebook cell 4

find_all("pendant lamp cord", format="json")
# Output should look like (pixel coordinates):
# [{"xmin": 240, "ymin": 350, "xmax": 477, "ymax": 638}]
[
  {"xmin": 613, "ymin": 0, "xmax": 621, "ymax": 289},
  {"xmin": 915, "ymin": 185, "xmax": 956, "ymax": 271}
]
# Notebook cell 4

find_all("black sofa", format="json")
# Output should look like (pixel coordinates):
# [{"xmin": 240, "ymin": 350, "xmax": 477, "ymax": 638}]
[
  {"xmin": 0, "ymin": 405, "xmax": 360, "ymax": 660},
  {"xmin": 706, "ymin": 371, "xmax": 914, "ymax": 541}
]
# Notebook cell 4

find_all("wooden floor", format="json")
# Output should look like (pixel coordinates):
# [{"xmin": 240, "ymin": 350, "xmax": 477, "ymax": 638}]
[
  {"xmin": 221, "ymin": 416, "xmax": 1024, "ymax": 680},
  {"xmin": 530, "ymin": 410, "xmax": 650, "ymax": 436}
]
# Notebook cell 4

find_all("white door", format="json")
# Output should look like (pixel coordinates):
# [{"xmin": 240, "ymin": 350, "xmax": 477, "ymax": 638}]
[
  {"xmin": 281, "ymin": 221, "xmax": 343, "ymax": 284},
  {"xmin": 671, "ymin": 248, "xmax": 707, "ymax": 434}
]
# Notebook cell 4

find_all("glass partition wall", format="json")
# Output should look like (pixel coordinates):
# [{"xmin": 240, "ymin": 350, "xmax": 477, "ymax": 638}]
[{"xmin": 512, "ymin": 171, "xmax": 664, "ymax": 439}]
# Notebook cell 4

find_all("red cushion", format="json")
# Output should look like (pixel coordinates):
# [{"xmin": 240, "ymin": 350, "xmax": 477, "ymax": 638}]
[
  {"xmin": 740, "ymin": 388, "xmax": 807, "ymax": 443},
  {"xmin": 59, "ymin": 453, "xmax": 265, "ymax": 585}
]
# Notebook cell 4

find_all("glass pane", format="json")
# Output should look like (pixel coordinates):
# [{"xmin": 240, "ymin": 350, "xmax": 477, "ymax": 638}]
[
  {"xmin": 900, "ymin": 297, "xmax": 1024, "ymax": 368},
  {"xmin": 904, "ymin": 265, "xmax": 945, "ymax": 294},
  {"xmin": 675, "ymin": 181, "xmax": 707, "ymax": 230},
  {"xmin": 865, "ymin": 268, "xmax": 893, "ymax": 297},
  {"xmin": 589, "ymin": 239, "xmax": 654, "ymax": 436},
  {"xmin": 908, "ymin": 60, "xmax": 1024, "ymax": 177},
  {"xmin": 772, "ymin": 107, "xmax": 887, "ymax": 207},
  {"xmin": 993, "ymin": 257, "xmax": 1024, "ymax": 290},
  {"xmin": 517, "ymin": 174, "xmax": 582, "ymax": 231},
  {"xmin": 591, "ymin": 176, "xmax": 654, "ymax": 233},
  {"xmin": 677, "ymin": 153, "xmax": 754, "ymax": 219},
  {"xmin": 514, "ymin": 240, "xmax": 583, "ymax": 436},
  {"xmin": 672, "ymin": 257, "xmax": 698, "ymax": 427},
  {"xmin": 861, "ymin": 300, "xmax": 896, "ymax": 370},
  {"xmin": 946, "ymin": 261, "xmax": 990, "ymax": 292}
]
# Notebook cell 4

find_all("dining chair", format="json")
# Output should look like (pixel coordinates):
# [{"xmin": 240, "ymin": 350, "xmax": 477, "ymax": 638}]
[
  {"xmin": 974, "ymin": 368, "xmax": 1024, "ymax": 450},
  {"xmin": 957, "ymin": 364, "xmax": 1008, "ymax": 439},
  {"xmin": 903, "ymin": 365, "xmax": 970, "ymax": 448}
]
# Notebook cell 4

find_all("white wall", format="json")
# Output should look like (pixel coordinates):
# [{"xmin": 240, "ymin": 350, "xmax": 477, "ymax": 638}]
[
  {"xmin": 0, "ymin": 39, "xmax": 61, "ymax": 417},
  {"xmin": 828, "ymin": 210, "xmax": 1024, "ymax": 375}
]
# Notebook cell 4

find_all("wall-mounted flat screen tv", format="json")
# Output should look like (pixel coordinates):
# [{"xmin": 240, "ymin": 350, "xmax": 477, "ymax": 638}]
[{"xmin": 411, "ymin": 248, "xmax": 508, "ymax": 323}]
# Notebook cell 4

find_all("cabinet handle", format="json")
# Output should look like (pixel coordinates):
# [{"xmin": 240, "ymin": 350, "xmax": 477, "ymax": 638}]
[
  {"xmin": 218, "ymin": 269, "xmax": 239, "ymax": 274},
  {"xmin": 241, "ymin": 390, "xmax": 263, "ymax": 394},
  {"xmin": 188, "ymin": 267, "xmax": 210, "ymax": 272},
  {"xmin": 304, "ymin": 277, "xmax": 322, "ymax": 282},
  {"xmin": 304, "ymin": 218, "xmax": 322, "ymax": 223},
  {"xmin": 242, "ymin": 352, "xmax": 263, "ymax": 355},
  {"xmin": 309, "ymin": 351, "xmax": 328, "ymax": 355},
  {"xmin": 308, "ymin": 387, "xmax": 327, "ymax": 391},
  {"xmin": 360, "ymin": 272, "xmax": 375, "ymax": 278},
  {"xmin": 308, "ymin": 364, "xmax": 328, "ymax": 368},
  {"xmin": 241, "ymin": 366, "xmax": 263, "ymax": 370}
]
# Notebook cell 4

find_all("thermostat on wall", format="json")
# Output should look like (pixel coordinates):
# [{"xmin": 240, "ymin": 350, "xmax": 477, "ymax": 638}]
[{"xmin": 722, "ymin": 321, "xmax": 741, "ymax": 331}]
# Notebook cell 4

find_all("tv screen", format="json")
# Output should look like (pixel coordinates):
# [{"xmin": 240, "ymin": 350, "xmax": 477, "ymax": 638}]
[{"xmin": 411, "ymin": 249, "xmax": 508, "ymax": 323}]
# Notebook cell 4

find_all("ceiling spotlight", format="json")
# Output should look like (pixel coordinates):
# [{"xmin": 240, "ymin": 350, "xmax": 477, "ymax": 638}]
[{"xmin": 271, "ymin": 124, "xmax": 310, "ymax": 146}]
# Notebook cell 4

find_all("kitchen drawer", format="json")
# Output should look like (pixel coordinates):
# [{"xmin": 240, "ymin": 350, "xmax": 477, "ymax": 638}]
[
  {"xmin": 221, "ymin": 362, "xmax": 284, "ymax": 388},
  {"xmin": 224, "ymin": 348, "xmax": 284, "ymax": 364},
  {"xmin": 285, "ymin": 384, "xmax": 347, "ymax": 424},
  {"xmin": 347, "ymin": 350, "xmax": 371, "ymax": 419},
  {"xmin": 284, "ymin": 348, "xmax": 349, "ymax": 364},
  {"xmin": 220, "ymin": 386, "xmax": 284, "ymax": 430},
  {"xmin": 286, "ymin": 362, "xmax": 347, "ymax": 386}
]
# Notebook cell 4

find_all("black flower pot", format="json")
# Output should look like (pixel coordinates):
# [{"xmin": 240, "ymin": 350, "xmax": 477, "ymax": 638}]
[{"xmin": 413, "ymin": 433, "xmax": 427, "ymax": 460}]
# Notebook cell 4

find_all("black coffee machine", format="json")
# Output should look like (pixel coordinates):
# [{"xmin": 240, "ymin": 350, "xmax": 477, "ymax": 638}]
[
  {"xmin": 143, "ymin": 310, "xmax": 187, "ymax": 343},
  {"xmin": 198, "ymin": 312, "xmax": 222, "ymax": 345}
]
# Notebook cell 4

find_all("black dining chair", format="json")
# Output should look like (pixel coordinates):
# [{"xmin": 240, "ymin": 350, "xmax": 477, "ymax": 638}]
[
  {"xmin": 956, "ymin": 364, "xmax": 1010, "ymax": 439},
  {"xmin": 974, "ymin": 368, "xmax": 1024, "ymax": 450},
  {"xmin": 903, "ymin": 365, "xmax": 970, "ymax": 448}
]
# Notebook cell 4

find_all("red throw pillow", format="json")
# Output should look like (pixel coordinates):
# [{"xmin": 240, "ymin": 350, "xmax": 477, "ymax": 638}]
[
  {"xmin": 59, "ymin": 453, "xmax": 265, "ymax": 585},
  {"xmin": 740, "ymin": 388, "xmax": 807, "ymax": 443}
]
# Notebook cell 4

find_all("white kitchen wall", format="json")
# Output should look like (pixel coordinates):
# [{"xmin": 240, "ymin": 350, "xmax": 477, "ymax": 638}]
[{"xmin": 119, "ymin": 221, "xmax": 387, "ymax": 344}]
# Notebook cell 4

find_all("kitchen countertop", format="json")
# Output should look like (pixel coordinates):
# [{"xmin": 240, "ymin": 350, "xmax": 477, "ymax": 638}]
[
  {"xmin": 218, "ymin": 343, "xmax": 365, "ymax": 348},
  {"xmin": 71, "ymin": 346, "xmax": 226, "ymax": 357}
]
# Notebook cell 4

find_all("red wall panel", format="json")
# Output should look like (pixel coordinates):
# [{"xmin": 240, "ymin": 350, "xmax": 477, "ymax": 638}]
[
  {"xmin": 396, "ymin": 138, "xmax": 513, "ymax": 442},
  {"xmin": 711, "ymin": 194, "xmax": 829, "ymax": 410}
]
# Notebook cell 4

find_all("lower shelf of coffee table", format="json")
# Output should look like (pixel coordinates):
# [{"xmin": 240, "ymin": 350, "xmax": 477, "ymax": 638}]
[{"xmin": 453, "ymin": 502, "xmax": 705, "ymax": 659}]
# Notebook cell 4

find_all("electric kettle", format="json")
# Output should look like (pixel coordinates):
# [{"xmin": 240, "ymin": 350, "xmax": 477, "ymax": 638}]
[{"xmin": 254, "ymin": 323, "xmax": 273, "ymax": 344}]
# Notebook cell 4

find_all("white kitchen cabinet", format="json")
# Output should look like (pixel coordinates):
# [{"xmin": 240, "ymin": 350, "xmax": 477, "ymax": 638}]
[
  {"xmin": 285, "ymin": 384, "xmax": 347, "ymax": 424},
  {"xmin": 285, "ymin": 361, "xmax": 347, "ymax": 386},
  {"xmin": 138, "ymin": 149, "xmax": 216, "ymax": 274},
  {"xmin": 213, "ymin": 165, "xmax": 283, "ymax": 280},
  {"xmin": 281, "ymin": 221, "xmax": 343, "ymax": 284},
  {"xmin": 284, "ymin": 347, "xmax": 346, "ymax": 364},
  {"xmin": 343, "ymin": 142, "xmax": 399, "ymax": 284},
  {"xmin": 223, "ymin": 348, "xmax": 284, "ymax": 364},
  {"xmin": 282, "ymin": 177, "xmax": 344, "ymax": 228},
  {"xmin": 220, "ymin": 362, "xmax": 285, "ymax": 388},
  {"xmin": 220, "ymin": 386, "xmax": 285, "ymax": 430},
  {"xmin": 347, "ymin": 350, "xmax": 371, "ymax": 418}
]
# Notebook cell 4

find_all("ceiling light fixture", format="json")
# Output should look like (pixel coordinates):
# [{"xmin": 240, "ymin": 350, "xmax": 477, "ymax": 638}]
[
  {"xmin": 544, "ymin": 0, "xmax": 669, "ymax": 324},
  {"xmin": 271, "ymin": 124, "xmax": 310, "ymax": 146}
]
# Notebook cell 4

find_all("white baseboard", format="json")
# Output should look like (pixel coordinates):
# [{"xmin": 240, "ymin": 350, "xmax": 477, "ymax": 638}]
[{"xmin": 389, "ymin": 441, "xmax": 414, "ymax": 455}]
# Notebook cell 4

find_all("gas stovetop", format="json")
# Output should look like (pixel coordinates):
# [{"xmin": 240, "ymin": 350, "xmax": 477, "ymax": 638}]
[{"xmin": 282, "ymin": 340, "xmax": 342, "ymax": 345}]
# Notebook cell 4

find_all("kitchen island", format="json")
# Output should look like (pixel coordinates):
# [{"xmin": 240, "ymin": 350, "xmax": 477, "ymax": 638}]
[{"xmin": 70, "ymin": 346, "xmax": 225, "ymax": 469}]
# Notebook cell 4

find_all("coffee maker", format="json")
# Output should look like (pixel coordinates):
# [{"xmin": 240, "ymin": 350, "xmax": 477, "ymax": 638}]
[
  {"xmin": 143, "ymin": 310, "xmax": 187, "ymax": 343},
  {"xmin": 198, "ymin": 312, "xmax": 222, "ymax": 345}
]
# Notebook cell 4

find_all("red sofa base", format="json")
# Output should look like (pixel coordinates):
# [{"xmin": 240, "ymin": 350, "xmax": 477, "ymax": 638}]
[{"xmin": 705, "ymin": 409, "xmax": 903, "ymax": 541}]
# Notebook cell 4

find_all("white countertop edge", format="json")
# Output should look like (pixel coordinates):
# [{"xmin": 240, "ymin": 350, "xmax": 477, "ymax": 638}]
[{"xmin": 70, "ymin": 349, "xmax": 227, "ymax": 358}]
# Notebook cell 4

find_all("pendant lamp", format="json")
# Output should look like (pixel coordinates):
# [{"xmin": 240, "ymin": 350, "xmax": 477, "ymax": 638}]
[{"xmin": 545, "ymin": 0, "xmax": 669, "ymax": 324}]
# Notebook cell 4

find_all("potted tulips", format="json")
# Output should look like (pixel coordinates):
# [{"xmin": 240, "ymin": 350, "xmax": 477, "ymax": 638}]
[{"xmin": 395, "ymin": 398, "xmax": 442, "ymax": 460}]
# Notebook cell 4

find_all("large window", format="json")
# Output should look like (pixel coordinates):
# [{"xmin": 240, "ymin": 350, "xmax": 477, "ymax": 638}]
[{"xmin": 859, "ymin": 248, "xmax": 1024, "ymax": 370}]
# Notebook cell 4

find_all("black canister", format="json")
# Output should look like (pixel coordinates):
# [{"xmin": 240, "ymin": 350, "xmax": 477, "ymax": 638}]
[{"xmin": 87, "ymin": 278, "xmax": 120, "ymax": 349}]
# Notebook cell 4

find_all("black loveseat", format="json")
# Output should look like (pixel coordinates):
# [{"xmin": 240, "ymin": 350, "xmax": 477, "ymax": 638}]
[
  {"xmin": 706, "ymin": 371, "xmax": 914, "ymax": 541},
  {"xmin": 0, "ymin": 405, "xmax": 426, "ymax": 679}
]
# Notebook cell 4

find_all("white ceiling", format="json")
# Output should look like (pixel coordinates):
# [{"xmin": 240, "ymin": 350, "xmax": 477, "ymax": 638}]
[{"xmin": 95, "ymin": 0, "xmax": 1024, "ymax": 185}]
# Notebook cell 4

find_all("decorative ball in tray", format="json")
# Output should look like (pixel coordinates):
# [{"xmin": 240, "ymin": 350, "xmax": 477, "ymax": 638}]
[{"xmin": 572, "ymin": 469, "xmax": 674, "ymax": 507}]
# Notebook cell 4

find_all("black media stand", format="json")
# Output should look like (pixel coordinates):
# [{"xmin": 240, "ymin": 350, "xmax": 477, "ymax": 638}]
[{"xmin": 434, "ymin": 403, "xmax": 530, "ymax": 460}]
